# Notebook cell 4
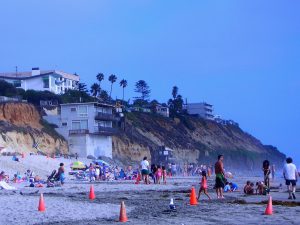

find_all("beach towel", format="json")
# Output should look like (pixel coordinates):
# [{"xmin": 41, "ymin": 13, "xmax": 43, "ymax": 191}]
[{"xmin": 0, "ymin": 181, "xmax": 17, "ymax": 190}]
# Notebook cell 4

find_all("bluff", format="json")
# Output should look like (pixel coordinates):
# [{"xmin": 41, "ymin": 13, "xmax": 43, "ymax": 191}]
[
  {"xmin": 0, "ymin": 102, "xmax": 68, "ymax": 155},
  {"xmin": 113, "ymin": 112, "xmax": 285, "ymax": 170}
]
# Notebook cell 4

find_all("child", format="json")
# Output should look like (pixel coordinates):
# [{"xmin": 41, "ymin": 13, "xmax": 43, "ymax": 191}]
[
  {"xmin": 197, "ymin": 171, "xmax": 211, "ymax": 200},
  {"xmin": 162, "ymin": 166, "xmax": 167, "ymax": 184},
  {"xmin": 224, "ymin": 182, "xmax": 231, "ymax": 192},
  {"xmin": 155, "ymin": 165, "xmax": 162, "ymax": 184},
  {"xmin": 57, "ymin": 163, "xmax": 65, "ymax": 185},
  {"xmin": 244, "ymin": 181, "xmax": 254, "ymax": 195},
  {"xmin": 229, "ymin": 182, "xmax": 238, "ymax": 192}
]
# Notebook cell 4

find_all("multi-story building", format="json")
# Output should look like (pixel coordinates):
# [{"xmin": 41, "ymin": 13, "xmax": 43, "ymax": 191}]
[
  {"xmin": 44, "ymin": 102, "xmax": 118, "ymax": 158},
  {"xmin": 0, "ymin": 67, "xmax": 79, "ymax": 94},
  {"xmin": 185, "ymin": 102, "xmax": 214, "ymax": 120}
]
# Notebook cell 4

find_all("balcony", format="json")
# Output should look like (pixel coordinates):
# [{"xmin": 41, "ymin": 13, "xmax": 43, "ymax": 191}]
[
  {"xmin": 95, "ymin": 112, "xmax": 118, "ymax": 121},
  {"xmin": 94, "ymin": 126, "xmax": 118, "ymax": 136},
  {"xmin": 69, "ymin": 129, "xmax": 89, "ymax": 135}
]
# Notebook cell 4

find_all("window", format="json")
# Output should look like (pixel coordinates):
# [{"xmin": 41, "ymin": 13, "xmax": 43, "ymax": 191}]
[
  {"xmin": 70, "ymin": 107, "xmax": 76, "ymax": 112},
  {"xmin": 62, "ymin": 122, "xmax": 67, "ymax": 126},
  {"xmin": 13, "ymin": 80, "xmax": 21, "ymax": 88},
  {"xmin": 42, "ymin": 76, "xmax": 49, "ymax": 88},
  {"xmin": 72, "ymin": 120, "xmax": 88, "ymax": 130},
  {"xmin": 78, "ymin": 105, "xmax": 88, "ymax": 117}
]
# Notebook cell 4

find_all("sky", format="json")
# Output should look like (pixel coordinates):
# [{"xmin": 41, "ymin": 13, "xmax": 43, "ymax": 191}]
[{"xmin": 0, "ymin": 0, "xmax": 299, "ymax": 164}]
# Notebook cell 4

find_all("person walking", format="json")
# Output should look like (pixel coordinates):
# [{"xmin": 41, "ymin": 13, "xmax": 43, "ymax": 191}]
[
  {"xmin": 283, "ymin": 157, "xmax": 298, "ymax": 200},
  {"xmin": 140, "ymin": 157, "xmax": 150, "ymax": 184},
  {"xmin": 262, "ymin": 160, "xmax": 271, "ymax": 189},
  {"xmin": 215, "ymin": 155, "xmax": 225, "ymax": 199}
]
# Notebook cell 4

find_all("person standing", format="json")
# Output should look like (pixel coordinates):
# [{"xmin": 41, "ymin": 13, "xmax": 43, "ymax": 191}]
[
  {"xmin": 262, "ymin": 160, "xmax": 271, "ymax": 188},
  {"xmin": 215, "ymin": 155, "xmax": 225, "ymax": 199},
  {"xmin": 140, "ymin": 157, "xmax": 150, "ymax": 184},
  {"xmin": 57, "ymin": 163, "xmax": 65, "ymax": 185},
  {"xmin": 283, "ymin": 157, "xmax": 298, "ymax": 200}
]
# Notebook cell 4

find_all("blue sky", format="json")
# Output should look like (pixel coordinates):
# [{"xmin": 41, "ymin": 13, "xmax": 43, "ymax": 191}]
[{"xmin": 1, "ymin": 1, "xmax": 299, "ymax": 164}]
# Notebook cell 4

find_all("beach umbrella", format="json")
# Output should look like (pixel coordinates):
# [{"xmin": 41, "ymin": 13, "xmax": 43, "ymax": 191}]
[{"xmin": 70, "ymin": 161, "xmax": 86, "ymax": 169}]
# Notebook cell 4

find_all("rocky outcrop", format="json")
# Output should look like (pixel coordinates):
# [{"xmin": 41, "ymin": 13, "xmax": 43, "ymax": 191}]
[
  {"xmin": 113, "ymin": 112, "xmax": 285, "ymax": 169},
  {"xmin": 0, "ymin": 103, "xmax": 68, "ymax": 155}
]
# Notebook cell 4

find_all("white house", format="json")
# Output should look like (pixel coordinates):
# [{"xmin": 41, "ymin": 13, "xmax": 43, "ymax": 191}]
[
  {"xmin": 184, "ymin": 102, "xmax": 214, "ymax": 120},
  {"xmin": 44, "ymin": 102, "xmax": 118, "ymax": 159},
  {"xmin": 0, "ymin": 67, "xmax": 80, "ymax": 94}
]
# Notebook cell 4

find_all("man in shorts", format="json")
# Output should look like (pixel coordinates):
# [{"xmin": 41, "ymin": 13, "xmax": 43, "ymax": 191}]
[
  {"xmin": 215, "ymin": 155, "xmax": 225, "ymax": 199},
  {"xmin": 141, "ymin": 157, "xmax": 150, "ymax": 184},
  {"xmin": 283, "ymin": 157, "xmax": 298, "ymax": 200}
]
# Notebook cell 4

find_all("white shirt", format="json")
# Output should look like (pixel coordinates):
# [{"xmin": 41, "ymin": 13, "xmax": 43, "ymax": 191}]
[
  {"xmin": 283, "ymin": 163, "xmax": 298, "ymax": 180},
  {"xmin": 141, "ymin": 160, "xmax": 149, "ymax": 170}
]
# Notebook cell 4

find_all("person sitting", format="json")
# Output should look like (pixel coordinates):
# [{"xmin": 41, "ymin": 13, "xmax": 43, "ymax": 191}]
[
  {"xmin": 224, "ymin": 182, "xmax": 231, "ymax": 192},
  {"xmin": 256, "ymin": 181, "xmax": 269, "ymax": 195},
  {"xmin": 244, "ymin": 181, "xmax": 254, "ymax": 195},
  {"xmin": 12, "ymin": 155, "xmax": 19, "ymax": 162},
  {"xmin": 229, "ymin": 182, "xmax": 238, "ymax": 192}
]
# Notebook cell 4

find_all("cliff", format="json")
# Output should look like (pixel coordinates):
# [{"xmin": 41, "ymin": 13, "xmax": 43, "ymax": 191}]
[
  {"xmin": 113, "ymin": 112, "xmax": 285, "ymax": 170},
  {"xmin": 0, "ymin": 102, "xmax": 68, "ymax": 155}
]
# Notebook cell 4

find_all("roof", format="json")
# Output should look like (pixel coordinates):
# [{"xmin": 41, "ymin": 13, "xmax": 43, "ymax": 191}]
[
  {"xmin": 60, "ymin": 102, "xmax": 114, "ymax": 108},
  {"xmin": 0, "ymin": 70, "xmax": 80, "ymax": 81}
]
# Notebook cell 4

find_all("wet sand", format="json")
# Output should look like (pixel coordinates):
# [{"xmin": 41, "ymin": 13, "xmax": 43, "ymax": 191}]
[{"xmin": 1, "ymin": 175, "xmax": 300, "ymax": 225}]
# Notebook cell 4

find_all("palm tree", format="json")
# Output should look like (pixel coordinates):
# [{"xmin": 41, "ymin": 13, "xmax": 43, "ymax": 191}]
[
  {"xmin": 119, "ymin": 79, "xmax": 128, "ymax": 105},
  {"xmin": 96, "ymin": 73, "xmax": 104, "ymax": 87},
  {"xmin": 172, "ymin": 86, "xmax": 178, "ymax": 100},
  {"xmin": 108, "ymin": 74, "xmax": 117, "ymax": 99},
  {"xmin": 90, "ymin": 83, "xmax": 100, "ymax": 100}
]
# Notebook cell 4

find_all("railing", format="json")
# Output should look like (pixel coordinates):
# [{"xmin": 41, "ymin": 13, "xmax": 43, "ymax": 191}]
[
  {"xmin": 94, "ymin": 126, "xmax": 118, "ymax": 135},
  {"xmin": 95, "ymin": 112, "xmax": 116, "ymax": 121},
  {"xmin": 69, "ymin": 129, "xmax": 89, "ymax": 135}
]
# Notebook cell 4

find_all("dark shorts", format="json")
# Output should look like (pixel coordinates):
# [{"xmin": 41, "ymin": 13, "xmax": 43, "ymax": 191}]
[
  {"xmin": 286, "ymin": 180, "xmax": 297, "ymax": 186},
  {"xmin": 141, "ymin": 169, "xmax": 149, "ymax": 175},
  {"xmin": 215, "ymin": 175, "xmax": 225, "ymax": 188}
]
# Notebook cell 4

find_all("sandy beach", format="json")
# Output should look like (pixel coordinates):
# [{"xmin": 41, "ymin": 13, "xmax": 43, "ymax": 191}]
[{"xmin": 0, "ymin": 156, "xmax": 299, "ymax": 225}]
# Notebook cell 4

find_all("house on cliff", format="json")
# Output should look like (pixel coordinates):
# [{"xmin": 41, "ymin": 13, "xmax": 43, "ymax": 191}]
[
  {"xmin": 184, "ymin": 102, "xmax": 214, "ymax": 120},
  {"xmin": 44, "ymin": 102, "xmax": 118, "ymax": 158},
  {"xmin": 0, "ymin": 67, "xmax": 79, "ymax": 94}
]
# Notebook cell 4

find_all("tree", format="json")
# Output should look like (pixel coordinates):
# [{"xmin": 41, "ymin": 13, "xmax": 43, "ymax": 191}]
[
  {"xmin": 90, "ymin": 83, "xmax": 100, "ymax": 98},
  {"xmin": 108, "ymin": 74, "xmax": 117, "ymax": 99},
  {"xmin": 77, "ymin": 82, "xmax": 88, "ymax": 93},
  {"xmin": 134, "ymin": 80, "xmax": 151, "ymax": 101},
  {"xmin": 96, "ymin": 73, "xmax": 104, "ymax": 87},
  {"xmin": 98, "ymin": 90, "xmax": 110, "ymax": 102},
  {"xmin": 61, "ymin": 89, "xmax": 93, "ymax": 103},
  {"xmin": 168, "ymin": 86, "xmax": 184, "ymax": 117},
  {"xmin": 119, "ymin": 79, "xmax": 128, "ymax": 104},
  {"xmin": 172, "ymin": 86, "xmax": 178, "ymax": 100}
]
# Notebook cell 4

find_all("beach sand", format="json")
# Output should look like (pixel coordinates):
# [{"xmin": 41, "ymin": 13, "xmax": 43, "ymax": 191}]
[{"xmin": 0, "ymin": 156, "xmax": 300, "ymax": 225}]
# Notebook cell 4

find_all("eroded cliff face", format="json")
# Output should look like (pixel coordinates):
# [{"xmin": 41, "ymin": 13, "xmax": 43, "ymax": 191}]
[
  {"xmin": 113, "ymin": 112, "xmax": 285, "ymax": 169},
  {"xmin": 0, "ymin": 103, "xmax": 68, "ymax": 154}
]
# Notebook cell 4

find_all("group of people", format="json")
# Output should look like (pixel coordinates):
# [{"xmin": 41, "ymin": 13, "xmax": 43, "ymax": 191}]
[{"xmin": 202, "ymin": 154, "xmax": 299, "ymax": 200}]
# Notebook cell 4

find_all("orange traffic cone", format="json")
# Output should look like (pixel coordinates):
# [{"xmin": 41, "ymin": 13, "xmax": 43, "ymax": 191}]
[
  {"xmin": 265, "ymin": 195, "xmax": 273, "ymax": 215},
  {"xmin": 119, "ymin": 201, "xmax": 128, "ymax": 223},
  {"xmin": 89, "ymin": 185, "xmax": 96, "ymax": 200},
  {"xmin": 190, "ymin": 186, "xmax": 198, "ymax": 205},
  {"xmin": 38, "ymin": 193, "xmax": 46, "ymax": 212}
]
